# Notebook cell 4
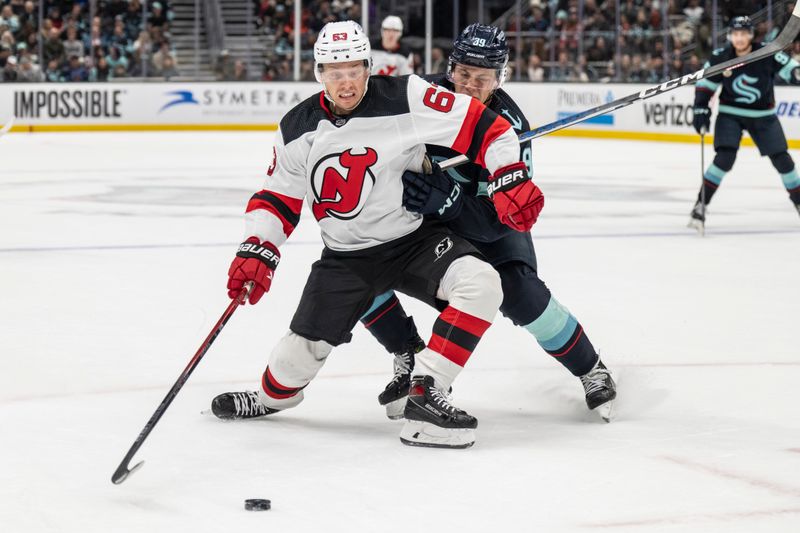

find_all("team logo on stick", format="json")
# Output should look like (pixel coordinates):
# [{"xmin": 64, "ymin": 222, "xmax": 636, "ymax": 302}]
[{"xmin": 311, "ymin": 147, "xmax": 378, "ymax": 221}]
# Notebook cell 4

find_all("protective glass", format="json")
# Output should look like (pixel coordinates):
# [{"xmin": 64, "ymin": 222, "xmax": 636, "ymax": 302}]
[{"xmin": 317, "ymin": 64, "xmax": 370, "ymax": 83}]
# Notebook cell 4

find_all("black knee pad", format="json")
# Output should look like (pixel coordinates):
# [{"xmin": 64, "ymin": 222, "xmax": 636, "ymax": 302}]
[
  {"xmin": 769, "ymin": 151, "xmax": 795, "ymax": 174},
  {"xmin": 713, "ymin": 148, "xmax": 737, "ymax": 172},
  {"xmin": 497, "ymin": 262, "xmax": 551, "ymax": 326}
]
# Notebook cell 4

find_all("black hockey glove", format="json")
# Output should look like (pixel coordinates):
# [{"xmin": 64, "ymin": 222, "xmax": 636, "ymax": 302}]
[
  {"xmin": 402, "ymin": 161, "xmax": 463, "ymax": 221},
  {"xmin": 693, "ymin": 106, "xmax": 711, "ymax": 134}
]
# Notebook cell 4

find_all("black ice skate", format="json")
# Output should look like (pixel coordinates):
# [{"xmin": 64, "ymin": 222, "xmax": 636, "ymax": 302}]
[
  {"xmin": 211, "ymin": 391, "xmax": 280, "ymax": 420},
  {"xmin": 687, "ymin": 200, "xmax": 706, "ymax": 235},
  {"xmin": 400, "ymin": 376, "xmax": 477, "ymax": 449},
  {"xmin": 580, "ymin": 360, "xmax": 617, "ymax": 423},
  {"xmin": 378, "ymin": 337, "xmax": 425, "ymax": 420}
]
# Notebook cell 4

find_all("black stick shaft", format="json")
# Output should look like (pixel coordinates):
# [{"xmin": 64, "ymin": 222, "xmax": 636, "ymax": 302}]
[{"xmin": 111, "ymin": 286, "xmax": 250, "ymax": 484}]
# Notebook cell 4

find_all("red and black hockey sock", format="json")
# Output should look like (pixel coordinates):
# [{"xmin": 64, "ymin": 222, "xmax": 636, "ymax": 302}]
[
  {"xmin": 427, "ymin": 306, "xmax": 492, "ymax": 368},
  {"xmin": 261, "ymin": 367, "xmax": 305, "ymax": 400}
]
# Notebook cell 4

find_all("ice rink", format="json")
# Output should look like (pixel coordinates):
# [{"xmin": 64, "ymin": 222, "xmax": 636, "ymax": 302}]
[{"xmin": 1, "ymin": 131, "xmax": 799, "ymax": 532}]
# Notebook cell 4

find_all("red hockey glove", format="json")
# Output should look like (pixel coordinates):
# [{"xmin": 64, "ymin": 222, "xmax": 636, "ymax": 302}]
[
  {"xmin": 487, "ymin": 162, "xmax": 544, "ymax": 232},
  {"xmin": 227, "ymin": 237, "xmax": 280, "ymax": 304}
]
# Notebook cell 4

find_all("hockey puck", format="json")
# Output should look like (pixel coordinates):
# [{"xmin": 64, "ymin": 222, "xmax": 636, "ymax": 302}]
[{"xmin": 244, "ymin": 499, "xmax": 271, "ymax": 511}]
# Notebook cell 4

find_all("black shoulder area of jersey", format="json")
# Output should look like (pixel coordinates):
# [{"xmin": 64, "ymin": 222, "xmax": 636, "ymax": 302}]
[
  {"xmin": 489, "ymin": 88, "xmax": 530, "ymax": 132},
  {"xmin": 280, "ymin": 92, "xmax": 327, "ymax": 145},
  {"xmin": 353, "ymin": 75, "xmax": 410, "ymax": 117},
  {"xmin": 421, "ymin": 73, "xmax": 450, "ymax": 87},
  {"xmin": 709, "ymin": 44, "xmax": 734, "ymax": 64}
]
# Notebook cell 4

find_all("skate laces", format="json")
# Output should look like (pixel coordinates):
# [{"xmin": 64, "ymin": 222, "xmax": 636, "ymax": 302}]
[
  {"xmin": 231, "ymin": 391, "xmax": 265, "ymax": 417},
  {"xmin": 581, "ymin": 366, "xmax": 610, "ymax": 396},
  {"xmin": 389, "ymin": 350, "xmax": 413, "ymax": 385},
  {"xmin": 429, "ymin": 386, "xmax": 456, "ymax": 413}
]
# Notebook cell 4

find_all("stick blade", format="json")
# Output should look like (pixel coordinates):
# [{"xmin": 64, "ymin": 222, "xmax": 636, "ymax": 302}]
[{"xmin": 111, "ymin": 459, "xmax": 144, "ymax": 485}]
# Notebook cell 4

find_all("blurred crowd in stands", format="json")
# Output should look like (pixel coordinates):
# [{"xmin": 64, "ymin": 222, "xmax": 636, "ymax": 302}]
[
  {"xmin": 1, "ymin": 0, "xmax": 799, "ymax": 83},
  {"xmin": 1, "ymin": 0, "xmax": 177, "ymax": 82}
]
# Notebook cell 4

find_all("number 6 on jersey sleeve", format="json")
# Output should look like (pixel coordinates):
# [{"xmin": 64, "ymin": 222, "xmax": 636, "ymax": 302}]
[{"xmin": 423, "ymin": 86, "xmax": 455, "ymax": 113}]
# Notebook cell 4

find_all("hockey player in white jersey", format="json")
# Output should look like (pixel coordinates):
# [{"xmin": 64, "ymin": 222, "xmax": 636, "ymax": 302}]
[
  {"xmin": 210, "ymin": 21, "xmax": 544, "ymax": 449},
  {"xmin": 370, "ymin": 15, "xmax": 414, "ymax": 76}
]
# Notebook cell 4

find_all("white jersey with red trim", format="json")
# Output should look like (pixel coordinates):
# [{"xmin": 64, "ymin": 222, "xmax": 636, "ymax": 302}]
[
  {"xmin": 370, "ymin": 39, "xmax": 414, "ymax": 76},
  {"xmin": 243, "ymin": 74, "xmax": 520, "ymax": 252}
]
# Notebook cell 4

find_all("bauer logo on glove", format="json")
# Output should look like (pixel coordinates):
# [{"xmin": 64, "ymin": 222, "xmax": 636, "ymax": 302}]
[
  {"xmin": 237, "ymin": 241, "xmax": 280, "ymax": 270},
  {"xmin": 487, "ymin": 162, "xmax": 545, "ymax": 233},
  {"xmin": 486, "ymin": 168, "xmax": 527, "ymax": 197}
]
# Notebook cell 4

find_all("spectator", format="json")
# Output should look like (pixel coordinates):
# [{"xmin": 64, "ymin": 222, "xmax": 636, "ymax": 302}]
[
  {"xmin": 43, "ymin": 27, "xmax": 64, "ymax": 65},
  {"xmin": 91, "ymin": 54, "xmax": 111, "ymax": 82},
  {"xmin": 17, "ymin": 55, "xmax": 44, "ymax": 82},
  {"xmin": 527, "ymin": 53, "xmax": 545, "ymax": 81},
  {"xmin": 430, "ymin": 46, "xmax": 446, "ymax": 74},
  {"xmin": 63, "ymin": 55, "xmax": 88, "ymax": 81},
  {"xmin": 152, "ymin": 41, "xmax": 176, "ymax": 72},
  {"xmin": 215, "ymin": 49, "xmax": 233, "ymax": 80},
  {"xmin": 158, "ymin": 54, "xmax": 179, "ymax": 79},
  {"xmin": 150, "ymin": 2, "xmax": 169, "ymax": 29},
  {"xmin": 3, "ymin": 53, "xmax": 17, "ymax": 80},
  {"xmin": 106, "ymin": 46, "xmax": 129, "ymax": 74},
  {"xmin": 44, "ymin": 58, "xmax": 62, "ymax": 81},
  {"xmin": 63, "ymin": 27, "xmax": 84, "ymax": 60},
  {"xmin": 226, "ymin": 59, "xmax": 247, "ymax": 81},
  {"xmin": 0, "ymin": 5, "xmax": 20, "ymax": 34}
]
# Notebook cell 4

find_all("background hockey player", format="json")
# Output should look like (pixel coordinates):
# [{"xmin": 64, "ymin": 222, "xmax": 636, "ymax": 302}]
[
  {"xmin": 691, "ymin": 15, "xmax": 800, "ymax": 231},
  {"xmin": 211, "ymin": 21, "xmax": 544, "ymax": 449},
  {"xmin": 370, "ymin": 15, "xmax": 413, "ymax": 76},
  {"xmin": 359, "ymin": 23, "xmax": 616, "ymax": 422}
]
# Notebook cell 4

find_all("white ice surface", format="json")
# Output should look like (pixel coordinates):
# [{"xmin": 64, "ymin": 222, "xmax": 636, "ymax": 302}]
[{"xmin": 1, "ymin": 132, "xmax": 799, "ymax": 532}]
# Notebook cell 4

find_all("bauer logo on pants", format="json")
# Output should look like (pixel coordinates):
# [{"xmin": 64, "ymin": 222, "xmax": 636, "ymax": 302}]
[
  {"xmin": 310, "ymin": 147, "xmax": 378, "ymax": 221},
  {"xmin": 434, "ymin": 237, "xmax": 453, "ymax": 262}
]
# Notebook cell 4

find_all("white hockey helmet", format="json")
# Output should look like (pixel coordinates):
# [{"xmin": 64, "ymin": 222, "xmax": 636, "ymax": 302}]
[
  {"xmin": 381, "ymin": 15, "xmax": 403, "ymax": 33},
  {"xmin": 314, "ymin": 20, "xmax": 371, "ymax": 82}
]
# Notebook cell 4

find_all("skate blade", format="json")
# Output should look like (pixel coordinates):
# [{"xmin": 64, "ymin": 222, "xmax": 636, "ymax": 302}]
[
  {"xmin": 687, "ymin": 218, "xmax": 705, "ymax": 236},
  {"xmin": 384, "ymin": 396, "xmax": 407, "ymax": 420},
  {"xmin": 399, "ymin": 420, "xmax": 475, "ymax": 449},
  {"xmin": 594, "ymin": 400, "xmax": 615, "ymax": 423}
]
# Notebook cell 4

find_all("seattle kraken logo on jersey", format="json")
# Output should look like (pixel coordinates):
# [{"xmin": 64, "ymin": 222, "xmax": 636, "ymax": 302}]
[{"xmin": 732, "ymin": 74, "xmax": 761, "ymax": 104}]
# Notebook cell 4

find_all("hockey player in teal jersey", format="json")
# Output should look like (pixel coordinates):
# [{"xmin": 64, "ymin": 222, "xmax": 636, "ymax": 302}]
[{"xmin": 691, "ymin": 16, "xmax": 800, "ymax": 231}]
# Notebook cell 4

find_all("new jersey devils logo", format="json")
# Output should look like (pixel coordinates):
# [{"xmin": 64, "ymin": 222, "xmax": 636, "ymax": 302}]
[{"xmin": 311, "ymin": 147, "xmax": 378, "ymax": 221}]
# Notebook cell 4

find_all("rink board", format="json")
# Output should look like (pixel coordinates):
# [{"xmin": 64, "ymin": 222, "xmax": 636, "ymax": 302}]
[{"xmin": 2, "ymin": 81, "xmax": 800, "ymax": 147}]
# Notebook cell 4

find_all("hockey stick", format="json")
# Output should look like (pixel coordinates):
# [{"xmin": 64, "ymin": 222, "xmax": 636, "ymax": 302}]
[
  {"xmin": 699, "ymin": 130, "xmax": 707, "ymax": 237},
  {"xmin": 439, "ymin": 3, "xmax": 800, "ymax": 171},
  {"xmin": 111, "ymin": 283, "xmax": 252, "ymax": 485}
]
